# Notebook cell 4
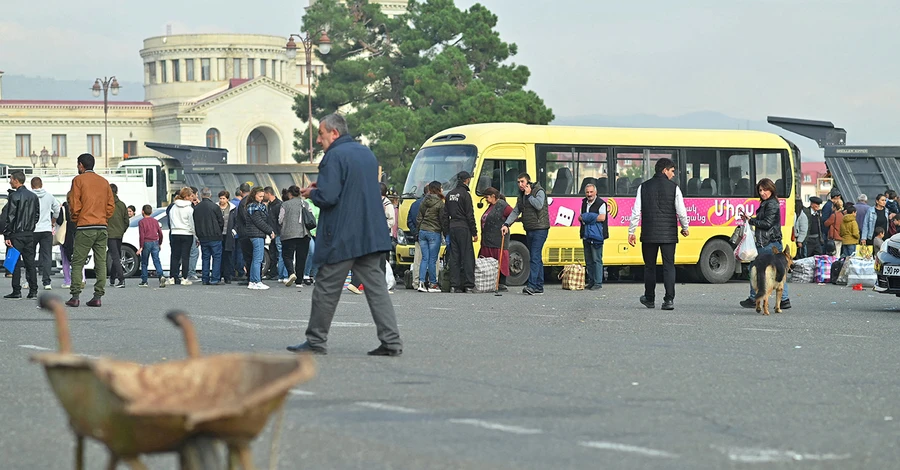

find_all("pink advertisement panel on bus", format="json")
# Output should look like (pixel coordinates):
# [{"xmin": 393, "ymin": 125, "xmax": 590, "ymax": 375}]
[{"xmin": 543, "ymin": 197, "xmax": 787, "ymax": 228}]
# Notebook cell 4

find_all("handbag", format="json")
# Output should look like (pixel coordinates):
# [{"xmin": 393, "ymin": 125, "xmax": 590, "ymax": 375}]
[
  {"xmin": 53, "ymin": 210, "xmax": 68, "ymax": 246},
  {"xmin": 300, "ymin": 204, "xmax": 317, "ymax": 231}
]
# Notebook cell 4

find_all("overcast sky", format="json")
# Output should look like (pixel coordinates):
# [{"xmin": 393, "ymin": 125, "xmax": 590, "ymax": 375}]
[{"xmin": 2, "ymin": 0, "xmax": 899, "ymax": 157}]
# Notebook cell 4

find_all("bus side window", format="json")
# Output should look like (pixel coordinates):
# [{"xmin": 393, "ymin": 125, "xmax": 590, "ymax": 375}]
[
  {"xmin": 685, "ymin": 149, "xmax": 718, "ymax": 196},
  {"xmin": 754, "ymin": 150, "xmax": 786, "ymax": 197},
  {"xmin": 721, "ymin": 150, "xmax": 751, "ymax": 197}
]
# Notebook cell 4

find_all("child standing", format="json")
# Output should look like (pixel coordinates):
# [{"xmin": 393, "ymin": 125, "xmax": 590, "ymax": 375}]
[
  {"xmin": 840, "ymin": 205, "xmax": 860, "ymax": 257},
  {"xmin": 137, "ymin": 204, "xmax": 167, "ymax": 288},
  {"xmin": 874, "ymin": 226, "xmax": 886, "ymax": 253}
]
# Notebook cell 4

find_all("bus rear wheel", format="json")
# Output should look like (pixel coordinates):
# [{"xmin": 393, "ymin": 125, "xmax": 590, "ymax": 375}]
[
  {"xmin": 506, "ymin": 240, "xmax": 530, "ymax": 286},
  {"xmin": 698, "ymin": 239, "xmax": 735, "ymax": 284}
]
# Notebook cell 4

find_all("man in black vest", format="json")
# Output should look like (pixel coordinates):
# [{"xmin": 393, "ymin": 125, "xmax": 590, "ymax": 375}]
[
  {"xmin": 502, "ymin": 173, "xmax": 550, "ymax": 295},
  {"xmin": 799, "ymin": 196, "xmax": 824, "ymax": 257},
  {"xmin": 443, "ymin": 171, "xmax": 478, "ymax": 292},
  {"xmin": 627, "ymin": 158, "xmax": 690, "ymax": 310}
]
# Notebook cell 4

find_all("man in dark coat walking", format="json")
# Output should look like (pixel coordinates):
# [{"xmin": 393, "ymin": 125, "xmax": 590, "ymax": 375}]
[
  {"xmin": 627, "ymin": 158, "xmax": 690, "ymax": 311},
  {"xmin": 288, "ymin": 113, "xmax": 402, "ymax": 356}
]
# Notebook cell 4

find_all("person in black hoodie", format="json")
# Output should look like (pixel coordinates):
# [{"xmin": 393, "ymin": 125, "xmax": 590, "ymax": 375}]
[
  {"xmin": 192, "ymin": 187, "xmax": 225, "ymax": 285},
  {"xmin": 241, "ymin": 187, "xmax": 275, "ymax": 289},
  {"xmin": 442, "ymin": 171, "xmax": 477, "ymax": 293}
]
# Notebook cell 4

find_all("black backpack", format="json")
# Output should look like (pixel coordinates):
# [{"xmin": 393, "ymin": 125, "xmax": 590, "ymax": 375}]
[{"xmin": 831, "ymin": 257, "xmax": 846, "ymax": 285}]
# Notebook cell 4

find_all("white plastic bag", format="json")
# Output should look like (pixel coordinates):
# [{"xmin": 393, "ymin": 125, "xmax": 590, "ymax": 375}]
[
  {"xmin": 385, "ymin": 259, "xmax": 396, "ymax": 290},
  {"xmin": 735, "ymin": 224, "xmax": 758, "ymax": 261}
]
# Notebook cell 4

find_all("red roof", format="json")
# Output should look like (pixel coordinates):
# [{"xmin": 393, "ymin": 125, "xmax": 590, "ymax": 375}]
[
  {"xmin": 0, "ymin": 99, "xmax": 151, "ymax": 106},
  {"xmin": 801, "ymin": 162, "xmax": 828, "ymax": 177},
  {"xmin": 229, "ymin": 79, "xmax": 249, "ymax": 88}
]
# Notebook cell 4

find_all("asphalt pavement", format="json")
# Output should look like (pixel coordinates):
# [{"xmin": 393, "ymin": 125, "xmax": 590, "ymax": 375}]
[{"xmin": 2, "ymin": 273, "xmax": 900, "ymax": 469}]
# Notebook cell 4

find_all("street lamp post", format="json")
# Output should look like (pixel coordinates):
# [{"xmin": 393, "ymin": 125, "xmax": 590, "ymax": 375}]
[
  {"xmin": 285, "ymin": 32, "xmax": 331, "ymax": 163},
  {"xmin": 91, "ymin": 76, "xmax": 120, "ymax": 168}
]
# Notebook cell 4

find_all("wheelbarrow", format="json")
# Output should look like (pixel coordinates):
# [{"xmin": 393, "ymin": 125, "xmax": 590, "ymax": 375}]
[{"xmin": 32, "ymin": 295, "xmax": 317, "ymax": 470}]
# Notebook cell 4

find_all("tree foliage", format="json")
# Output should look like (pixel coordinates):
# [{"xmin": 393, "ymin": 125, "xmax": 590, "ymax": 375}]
[{"xmin": 293, "ymin": 0, "xmax": 554, "ymax": 185}]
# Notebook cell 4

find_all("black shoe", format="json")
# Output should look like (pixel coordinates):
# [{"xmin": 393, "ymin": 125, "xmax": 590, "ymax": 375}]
[
  {"xmin": 589, "ymin": 284, "xmax": 602, "ymax": 290},
  {"xmin": 661, "ymin": 300, "xmax": 674, "ymax": 311},
  {"xmin": 86, "ymin": 297, "xmax": 102, "ymax": 307},
  {"xmin": 452, "ymin": 287, "xmax": 466, "ymax": 293},
  {"xmin": 115, "ymin": 281, "xmax": 125, "ymax": 288},
  {"xmin": 780, "ymin": 299, "xmax": 792, "ymax": 310},
  {"xmin": 739, "ymin": 298, "xmax": 756, "ymax": 308},
  {"xmin": 367, "ymin": 345, "xmax": 402, "ymax": 357},
  {"xmin": 498, "ymin": 284, "xmax": 508, "ymax": 292},
  {"xmin": 26, "ymin": 292, "xmax": 38, "ymax": 300},
  {"xmin": 639, "ymin": 295, "xmax": 654, "ymax": 308},
  {"xmin": 286, "ymin": 341, "xmax": 326, "ymax": 355},
  {"xmin": 224, "ymin": 279, "xmax": 232, "ymax": 284},
  {"xmin": 4, "ymin": 292, "xmax": 22, "ymax": 300},
  {"xmin": 202, "ymin": 281, "xmax": 211, "ymax": 286}
]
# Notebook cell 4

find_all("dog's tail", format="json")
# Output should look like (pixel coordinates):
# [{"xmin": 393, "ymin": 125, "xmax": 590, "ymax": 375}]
[{"xmin": 753, "ymin": 260, "xmax": 768, "ymax": 300}]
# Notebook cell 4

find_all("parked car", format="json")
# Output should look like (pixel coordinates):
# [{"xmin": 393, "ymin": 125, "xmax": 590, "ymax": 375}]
[{"xmin": 875, "ymin": 233, "xmax": 900, "ymax": 297}]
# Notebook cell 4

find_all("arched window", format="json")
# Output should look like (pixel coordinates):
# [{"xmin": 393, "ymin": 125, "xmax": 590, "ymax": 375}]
[
  {"xmin": 247, "ymin": 129, "xmax": 268, "ymax": 164},
  {"xmin": 206, "ymin": 128, "xmax": 220, "ymax": 148}
]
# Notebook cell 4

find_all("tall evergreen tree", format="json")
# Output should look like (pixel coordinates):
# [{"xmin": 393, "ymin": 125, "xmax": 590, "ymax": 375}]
[{"xmin": 294, "ymin": 0, "xmax": 554, "ymax": 184}]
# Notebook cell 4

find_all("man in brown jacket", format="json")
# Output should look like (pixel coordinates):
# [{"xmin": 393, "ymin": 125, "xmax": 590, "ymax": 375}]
[{"xmin": 66, "ymin": 153, "xmax": 115, "ymax": 307}]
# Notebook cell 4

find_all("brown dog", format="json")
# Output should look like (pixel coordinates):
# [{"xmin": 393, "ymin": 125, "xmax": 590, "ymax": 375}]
[{"xmin": 749, "ymin": 246, "xmax": 794, "ymax": 315}]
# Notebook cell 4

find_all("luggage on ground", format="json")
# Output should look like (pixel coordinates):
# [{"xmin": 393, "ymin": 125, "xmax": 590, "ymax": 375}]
[
  {"xmin": 473, "ymin": 257, "xmax": 500, "ymax": 293},
  {"xmin": 559, "ymin": 264, "xmax": 585, "ymax": 290}
]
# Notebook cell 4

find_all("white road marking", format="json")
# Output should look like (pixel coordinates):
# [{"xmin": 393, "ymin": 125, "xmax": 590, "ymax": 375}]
[
  {"xmin": 18, "ymin": 345, "xmax": 52, "ymax": 351},
  {"xmin": 831, "ymin": 333, "xmax": 876, "ymax": 339},
  {"xmin": 192, "ymin": 315, "xmax": 372, "ymax": 329},
  {"xmin": 429, "ymin": 307, "xmax": 452, "ymax": 310},
  {"xmin": 355, "ymin": 402, "xmax": 420, "ymax": 414},
  {"xmin": 524, "ymin": 314, "xmax": 561, "ymax": 318},
  {"xmin": 661, "ymin": 323, "xmax": 694, "ymax": 326},
  {"xmin": 595, "ymin": 318, "xmax": 625, "ymax": 322},
  {"xmin": 289, "ymin": 390, "xmax": 316, "ymax": 396},
  {"xmin": 448, "ymin": 419, "xmax": 542, "ymax": 435},
  {"xmin": 579, "ymin": 441, "xmax": 678, "ymax": 458},
  {"xmin": 741, "ymin": 328, "xmax": 782, "ymax": 332},
  {"xmin": 716, "ymin": 446, "xmax": 851, "ymax": 463}
]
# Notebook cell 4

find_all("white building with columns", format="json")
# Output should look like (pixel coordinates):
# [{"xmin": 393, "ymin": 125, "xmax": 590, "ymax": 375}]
[{"xmin": 0, "ymin": 0, "xmax": 408, "ymax": 169}]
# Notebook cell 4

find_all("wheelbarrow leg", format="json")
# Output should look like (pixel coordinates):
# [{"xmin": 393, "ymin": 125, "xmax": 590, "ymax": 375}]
[
  {"xmin": 237, "ymin": 444, "xmax": 256, "ymax": 470},
  {"xmin": 75, "ymin": 435, "xmax": 84, "ymax": 470},
  {"xmin": 123, "ymin": 457, "xmax": 149, "ymax": 470},
  {"xmin": 105, "ymin": 453, "xmax": 119, "ymax": 470},
  {"xmin": 227, "ymin": 446, "xmax": 240, "ymax": 470}
]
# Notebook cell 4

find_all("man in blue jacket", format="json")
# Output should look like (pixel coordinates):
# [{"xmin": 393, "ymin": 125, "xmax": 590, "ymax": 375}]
[{"xmin": 288, "ymin": 114, "xmax": 402, "ymax": 356}]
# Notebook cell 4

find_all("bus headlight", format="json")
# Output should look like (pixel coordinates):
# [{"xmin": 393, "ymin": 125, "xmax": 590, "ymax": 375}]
[{"xmin": 397, "ymin": 229, "xmax": 407, "ymax": 245}]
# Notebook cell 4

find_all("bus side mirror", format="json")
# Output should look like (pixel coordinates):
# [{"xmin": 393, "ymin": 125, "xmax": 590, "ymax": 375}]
[{"xmin": 476, "ymin": 198, "xmax": 485, "ymax": 209}]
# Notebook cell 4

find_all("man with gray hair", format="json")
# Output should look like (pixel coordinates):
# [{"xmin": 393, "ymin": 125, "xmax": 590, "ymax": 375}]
[
  {"xmin": 290, "ymin": 113, "xmax": 403, "ymax": 356},
  {"xmin": 854, "ymin": 194, "xmax": 871, "ymax": 230},
  {"xmin": 192, "ymin": 186, "xmax": 224, "ymax": 285}
]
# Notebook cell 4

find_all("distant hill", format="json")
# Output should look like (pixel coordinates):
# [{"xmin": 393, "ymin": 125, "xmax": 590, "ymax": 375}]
[
  {"xmin": 1, "ymin": 74, "xmax": 145, "ymax": 101},
  {"xmin": 552, "ymin": 111, "xmax": 825, "ymax": 161}
]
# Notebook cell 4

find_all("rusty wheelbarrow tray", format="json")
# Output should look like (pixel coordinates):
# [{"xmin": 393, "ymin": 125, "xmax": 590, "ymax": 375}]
[{"xmin": 32, "ymin": 296, "xmax": 316, "ymax": 470}]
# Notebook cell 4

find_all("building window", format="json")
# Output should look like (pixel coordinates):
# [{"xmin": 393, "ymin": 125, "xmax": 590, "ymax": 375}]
[
  {"xmin": 51, "ymin": 134, "xmax": 67, "ymax": 158},
  {"xmin": 260, "ymin": 59, "xmax": 267, "ymax": 77},
  {"xmin": 201, "ymin": 58, "xmax": 211, "ymax": 81},
  {"xmin": 123, "ymin": 141, "xmax": 137, "ymax": 158},
  {"xmin": 272, "ymin": 60, "xmax": 277, "ymax": 79},
  {"xmin": 248, "ymin": 59, "xmax": 255, "ymax": 79},
  {"xmin": 206, "ymin": 128, "xmax": 220, "ymax": 148},
  {"xmin": 172, "ymin": 60, "xmax": 181, "ymax": 82},
  {"xmin": 186, "ymin": 59, "xmax": 195, "ymax": 81},
  {"xmin": 87, "ymin": 135, "xmax": 102, "ymax": 156},
  {"xmin": 233, "ymin": 58, "xmax": 242, "ymax": 78},
  {"xmin": 15, "ymin": 134, "xmax": 31, "ymax": 157},
  {"xmin": 247, "ymin": 129, "xmax": 268, "ymax": 164},
  {"xmin": 148, "ymin": 62, "xmax": 157, "ymax": 83},
  {"xmin": 803, "ymin": 174, "xmax": 812, "ymax": 183},
  {"xmin": 160, "ymin": 60, "xmax": 168, "ymax": 83},
  {"xmin": 217, "ymin": 58, "xmax": 226, "ymax": 80}
]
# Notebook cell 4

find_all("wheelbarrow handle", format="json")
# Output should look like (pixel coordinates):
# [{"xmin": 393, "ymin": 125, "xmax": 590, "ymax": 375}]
[
  {"xmin": 38, "ymin": 293, "xmax": 73, "ymax": 354},
  {"xmin": 165, "ymin": 310, "xmax": 202, "ymax": 359}
]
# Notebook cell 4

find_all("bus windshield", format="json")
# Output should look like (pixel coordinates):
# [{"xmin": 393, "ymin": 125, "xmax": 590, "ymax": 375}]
[{"xmin": 402, "ymin": 145, "xmax": 477, "ymax": 197}]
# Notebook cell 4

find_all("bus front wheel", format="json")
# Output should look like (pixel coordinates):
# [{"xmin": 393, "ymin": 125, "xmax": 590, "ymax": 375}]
[
  {"xmin": 506, "ymin": 240, "xmax": 530, "ymax": 286},
  {"xmin": 698, "ymin": 239, "xmax": 735, "ymax": 284}
]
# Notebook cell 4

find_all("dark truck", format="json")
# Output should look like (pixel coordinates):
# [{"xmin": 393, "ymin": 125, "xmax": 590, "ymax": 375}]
[{"xmin": 768, "ymin": 116, "xmax": 900, "ymax": 297}]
